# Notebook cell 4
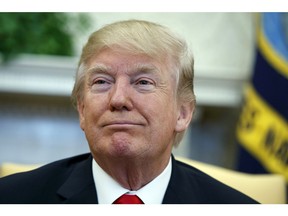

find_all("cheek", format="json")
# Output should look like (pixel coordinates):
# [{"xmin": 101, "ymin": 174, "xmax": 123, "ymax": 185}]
[
  {"xmin": 81, "ymin": 98, "xmax": 104, "ymax": 127},
  {"xmin": 143, "ymin": 99, "xmax": 178, "ymax": 132}
]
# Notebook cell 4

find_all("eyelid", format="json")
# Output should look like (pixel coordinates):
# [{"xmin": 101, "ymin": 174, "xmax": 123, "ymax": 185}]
[
  {"xmin": 93, "ymin": 78, "xmax": 110, "ymax": 85},
  {"xmin": 90, "ymin": 73, "xmax": 114, "ymax": 84},
  {"xmin": 134, "ymin": 71, "xmax": 157, "ymax": 82},
  {"xmin": 135, "ymin": 78, "xmax": 155, "ymax": 85}
]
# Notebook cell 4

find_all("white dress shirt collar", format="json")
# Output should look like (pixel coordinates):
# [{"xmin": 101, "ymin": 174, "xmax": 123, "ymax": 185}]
[{"xmin": 92, "ymin": 157, "xmax": 172, "ymax": 204}]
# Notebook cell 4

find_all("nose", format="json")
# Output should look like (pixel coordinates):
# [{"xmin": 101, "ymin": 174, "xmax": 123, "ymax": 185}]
[{"xmin": 109, "ymin": 79, "xmax": 133, "ymax": 111}]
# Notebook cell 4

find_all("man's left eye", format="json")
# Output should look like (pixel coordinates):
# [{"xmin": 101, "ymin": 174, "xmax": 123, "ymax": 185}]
[{"xmin": 137, "ymin": 80, "xmax": 152, "ymax": 85}]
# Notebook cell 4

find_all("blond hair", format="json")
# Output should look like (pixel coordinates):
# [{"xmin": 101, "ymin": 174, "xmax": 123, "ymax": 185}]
[{"xmin": 72, "ymin": 19, "xmax": 195, "ymax": 146}]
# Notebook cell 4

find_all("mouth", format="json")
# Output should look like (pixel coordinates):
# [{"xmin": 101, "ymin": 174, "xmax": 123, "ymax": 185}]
[{"xmin": 103, "ymin": 121, "xmax": 144, "ymax": 128}]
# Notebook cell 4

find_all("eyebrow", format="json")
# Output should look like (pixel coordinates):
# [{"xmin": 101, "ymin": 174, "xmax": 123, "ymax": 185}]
[
  {"xmin": 133, "ymin": 64, "xmax": 160, "ymax": 75},
  {"xmin": 87, "ymin": 64, "xmax": 111, "ymax": 77}
]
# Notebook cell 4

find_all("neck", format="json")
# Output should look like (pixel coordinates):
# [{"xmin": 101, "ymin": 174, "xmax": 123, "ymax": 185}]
[{"xmin": 94, "ymin": 155, "xmax": 171, "ymax": 191}]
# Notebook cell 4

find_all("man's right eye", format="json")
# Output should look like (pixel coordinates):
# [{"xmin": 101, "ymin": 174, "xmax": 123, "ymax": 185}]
[
  {"xmin": 93, "ymin": 79, "xmax": 109, "ymax": 84},
  {"xmin": 91, "ymin": 78, "xmax": 112, "ymax": 92}
]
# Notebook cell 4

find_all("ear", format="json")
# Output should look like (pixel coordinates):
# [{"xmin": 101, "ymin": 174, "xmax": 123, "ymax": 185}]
[
  {"xmin": 175, "ymin": 101, "xmax": 194, "ymax": 133},
  {"xmin": 77, "ymin": 99, "xmax": 85, "ymax": 131}
]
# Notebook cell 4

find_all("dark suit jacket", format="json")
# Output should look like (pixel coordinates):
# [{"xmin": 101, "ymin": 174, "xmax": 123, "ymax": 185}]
[{"xmin": 0, "ymin": 153, "xmax": 258, "ymax": 204}]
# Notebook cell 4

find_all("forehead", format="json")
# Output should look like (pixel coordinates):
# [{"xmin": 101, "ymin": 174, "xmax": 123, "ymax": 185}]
[
  {"xmin": 86, "ymin": 48, "xmax": 174, "ymax": 77},
  {"xmin": 90, "ymin": 48, "xmax": 160, "ymax": 68}
]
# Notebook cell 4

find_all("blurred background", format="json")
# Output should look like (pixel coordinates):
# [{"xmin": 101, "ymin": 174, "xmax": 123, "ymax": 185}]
[{"xmin": 0, "ymin": 13, "xmax": 287, "ymax": 182}]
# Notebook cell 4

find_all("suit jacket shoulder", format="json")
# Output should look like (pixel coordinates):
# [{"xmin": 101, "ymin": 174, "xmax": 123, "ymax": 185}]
[
  {"xmin": 0, "ymin": 153, "xmax": 97, "ymax": 204},
  {"xmin": 163, "ymin": 156, "xmax": 259, "ymax": 204}
]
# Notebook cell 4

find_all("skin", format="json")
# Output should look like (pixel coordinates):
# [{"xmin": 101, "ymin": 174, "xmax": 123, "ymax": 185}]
[{"xmin": 77, "ymin": 47, "xmax": 193, "ymax": 190}]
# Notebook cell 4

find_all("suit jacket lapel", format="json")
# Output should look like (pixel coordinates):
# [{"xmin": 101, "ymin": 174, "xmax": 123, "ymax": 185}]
[
  {"xmin": 57, "ymin": 154, "xmax": 98, "ymax": 204},
  {"xmin": 162, "ymin": 155, "xmax": 201, "ymax": 204}
]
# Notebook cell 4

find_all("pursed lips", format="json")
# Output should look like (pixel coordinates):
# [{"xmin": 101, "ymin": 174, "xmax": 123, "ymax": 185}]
[{"xmin": 102, "ymin": 121, "xmax": 144, "ymax": 127}]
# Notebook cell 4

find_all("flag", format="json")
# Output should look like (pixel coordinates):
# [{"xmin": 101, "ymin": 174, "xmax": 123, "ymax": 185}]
[{"xmin": 236, "ymin": 13, "xmax": 288, "ymax": 181}]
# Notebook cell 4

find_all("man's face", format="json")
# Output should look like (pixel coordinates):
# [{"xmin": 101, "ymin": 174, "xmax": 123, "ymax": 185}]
[{"xmin": 78, "ymin": 48, "xmax": 190, "ymax": 162}]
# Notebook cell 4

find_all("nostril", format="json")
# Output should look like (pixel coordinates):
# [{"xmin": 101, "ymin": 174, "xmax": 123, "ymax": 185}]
[{"xmin": 110, "ymin": 104, "xmax": 130, "ymax": 112}]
